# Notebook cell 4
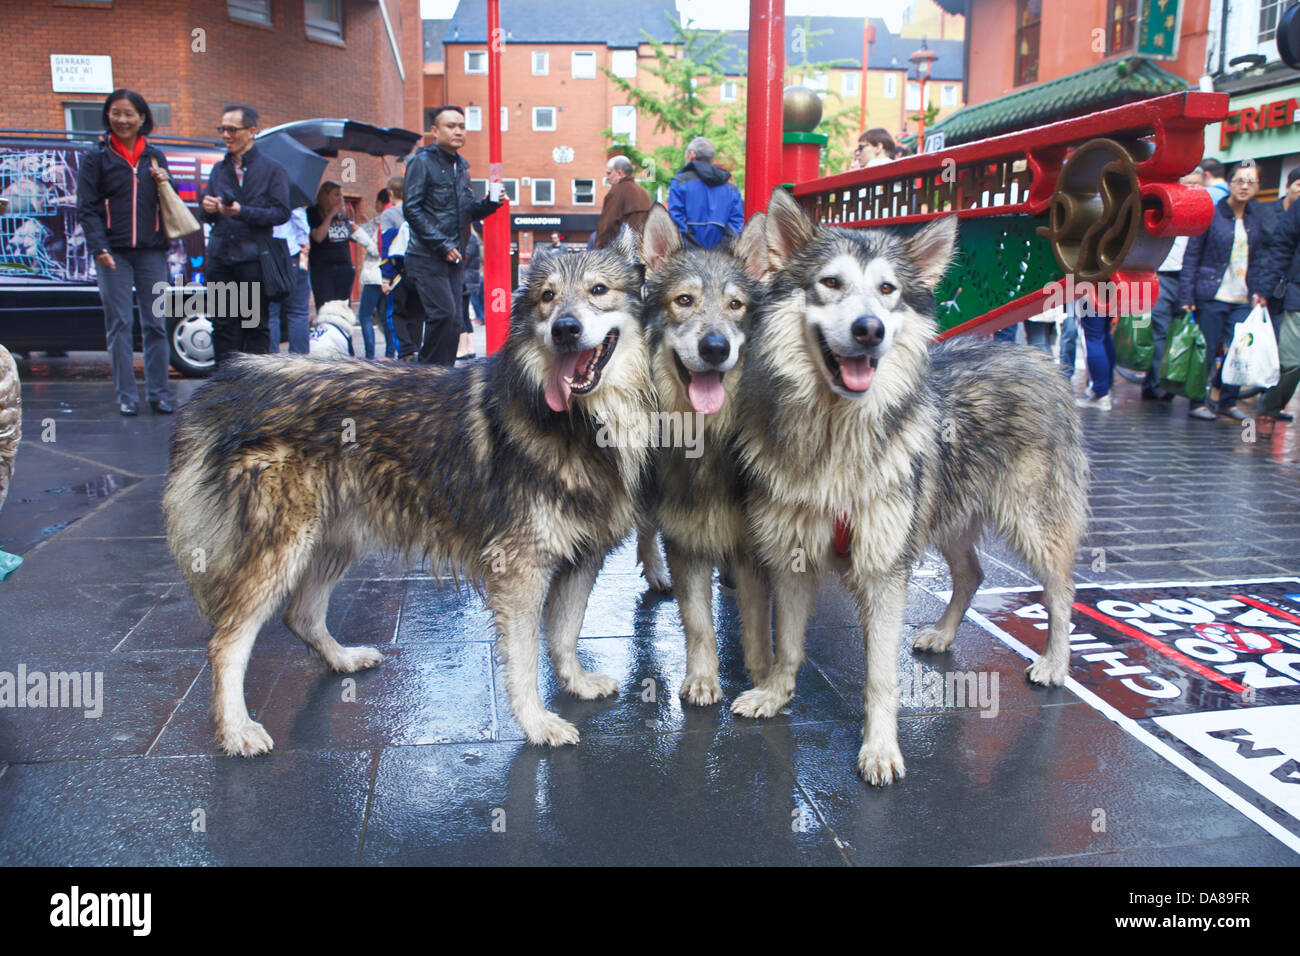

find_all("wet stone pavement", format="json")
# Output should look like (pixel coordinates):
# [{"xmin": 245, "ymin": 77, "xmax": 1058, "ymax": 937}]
[{"xmin": 1, "ymin": 353, "xmax": 1298, "ymax": 866}]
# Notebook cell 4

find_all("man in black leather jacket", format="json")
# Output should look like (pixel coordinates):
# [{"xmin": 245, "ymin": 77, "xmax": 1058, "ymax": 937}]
[{"xmin": 403, "ymin": 106, "xmax": 502, "ymax": 365}]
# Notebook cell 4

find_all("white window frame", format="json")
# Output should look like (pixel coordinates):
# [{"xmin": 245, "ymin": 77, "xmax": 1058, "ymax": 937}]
[
  {"xmin": 720, "ymin": 81, "xmax": 737, "ymax": 102},
  {"xmin": 465, "ymin": 50, "xmax": 487, "ymax": 74},
  {"xmin": 228, "ymin": 0, "xmax": 271, "ymax": 25},
  {"xmin": 532, "ymin": 107, "xmax": 557, "ymax": 131},
  {"xmin": 905, "ymin": 80, "xmax": 921, "ymax": 110},
  {"xmin": 532, "ymin": 50, "xmax": 549, "ymax": 75},
  {"xmin": 941, "ymin": 84, "xmax": 958, "ymax": 108},
  {"xmin": 611, "ymin": 105, "xmax": 636, "ymax": 145},
  {"xmin": 501, "ymin": 179, "xmax": 519, "ymax": 203},
  {"xmin": 571, "ymin": 51, "xmax": 598, "ymax": 79},
  {"xmin": 63, "ymin": 101, "xmax": 104, "ymax": 135},
  {"xmin": 806, "ymin": 71, "xmax": 828, "ymax": 94},
  {"xmin": 882, "ymin": 73, "xmax": 898, "ymax": 99},
  {"xmin": 842, "ymin": 72, "xmax": 859, "ymax": 96},
  {"xmin": 572, "ymin": 179, "xmax": 596, "ymax": 205},
  {"xmin": 465, "ymin": 106, "xmax": 482, "ymax": 131},
  {"xmin": 304, "ymin": 0, "xmax": 343, "ymax": 42},
  {"xmin": 470, "ymin": 178, "xmax": 488, "ymax": 199},
  {"xmin": 500, "ymin": 107, "xmax": 509, "ymax": 132},
  {"xmin": 611, "ymin": 49, "xmax": 637, "ymax": 78},
  {"xmin": 532, "ymin": 178, "xmax": 555, "ymax": 205}
]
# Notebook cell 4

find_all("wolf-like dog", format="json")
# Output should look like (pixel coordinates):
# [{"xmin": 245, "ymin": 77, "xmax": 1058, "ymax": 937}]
[
  {"xmin": 732, "ymin": 190, "xmax": 1088, "ymax": 784},
  {"xmin": 163, "ymin": 233, "xmax": 654, "ymax": 756},
  {"xmin": 639, "ymin": 206, "xmax": 771, "ymax": 704}
]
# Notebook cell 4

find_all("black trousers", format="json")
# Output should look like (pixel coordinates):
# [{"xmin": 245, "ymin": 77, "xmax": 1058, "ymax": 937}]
[
  {"xmin": 309, "ymin": 263, "xmax": 356, "ymax": 307},
  {"xmin": 393, "ymin": 276, "xmax": 425, "ymax": 359},
  {"xmin": 207, "ymin": 258, "xmax": 271, "ymax": 365},
  {"xmin": 404, "ymin": 247, "xmax": 464, "ymax": 367}
]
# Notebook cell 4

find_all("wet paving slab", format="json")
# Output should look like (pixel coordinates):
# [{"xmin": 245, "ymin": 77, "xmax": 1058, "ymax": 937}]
[{"xmin": 0, "ymin": 366, "xmax": 1296, "ymax": 865}]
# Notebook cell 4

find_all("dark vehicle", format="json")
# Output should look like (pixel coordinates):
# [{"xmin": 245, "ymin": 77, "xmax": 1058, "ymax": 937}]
[{"xmin": 0, "ymin": 120, "xmax": 419, "ymax": 376}]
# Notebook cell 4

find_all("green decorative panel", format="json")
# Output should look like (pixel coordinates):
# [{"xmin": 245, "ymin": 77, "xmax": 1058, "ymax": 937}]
[{"xmin": 929, "ymin": 216, "xmax": 1061, "ymax": 332}]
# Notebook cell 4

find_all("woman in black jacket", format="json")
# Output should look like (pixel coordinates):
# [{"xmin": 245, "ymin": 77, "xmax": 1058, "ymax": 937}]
[{"xmin": 75, "ymin": 89, "xmax": 174, "ymax": 416}]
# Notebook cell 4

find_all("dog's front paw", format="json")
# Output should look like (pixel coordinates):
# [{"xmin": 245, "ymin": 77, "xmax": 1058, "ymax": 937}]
[
  {"xmin": 642, "ymin": 566, "xmax": 672, "ymax": 593},
  {"xmin": 333, "ymin": 645, "xmax": 384, "ymax": 673},
  {"xmin": 912, "ymin": 625, "xmax": 956, "ymax": 653},
  {"xmin": 731, "ymin": 685, "xmax": 791, "ymax": 719},
  {"xmin": 857, "ymin": 743, "xmax": 906, "ymax": 786},
  {"xmin": 1026, "ymin": 656, "xmax": 1067, "ymax": 687},
  {"xmin": 680, "ymin": 672, "xmax": 722, "ymax": 706},
  {"xmin": 520, "ymin": 711, "xmax": 581, "ymax": 747},
  {"xmin": 565, "ymin": 671, "xmax": 619, "ymax": 700},
  {"xmin": 218, "ymin": 719, "xmax": 274, "ymax": 757}
]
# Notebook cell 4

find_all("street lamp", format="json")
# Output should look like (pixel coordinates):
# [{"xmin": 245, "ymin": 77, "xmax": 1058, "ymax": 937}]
[{"xmin": 908, "ymin": 40, "xmax": 938, "ymax": 150}]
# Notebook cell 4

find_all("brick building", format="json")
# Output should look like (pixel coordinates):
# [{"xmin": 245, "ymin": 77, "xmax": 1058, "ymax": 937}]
[
  {"xmin": 439, "ymin": 0, "xmax": 964, "ymax": 253},
  {"xmin": 7, "ymin": 0, "xmax": 424, "ymax": 205}
]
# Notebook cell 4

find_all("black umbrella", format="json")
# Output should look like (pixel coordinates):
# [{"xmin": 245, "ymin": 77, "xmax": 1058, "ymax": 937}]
[{"xmin": 255, "ymin": 131, "xmax": 329, "ymax": 208}]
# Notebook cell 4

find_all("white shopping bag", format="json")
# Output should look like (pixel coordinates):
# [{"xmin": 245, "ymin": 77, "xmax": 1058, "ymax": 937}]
[{"xmin": 1222, "ymin": 304, "xmax": 1280, "ymax": 388}]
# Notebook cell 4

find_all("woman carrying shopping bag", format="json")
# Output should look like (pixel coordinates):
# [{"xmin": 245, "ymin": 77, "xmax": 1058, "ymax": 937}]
[
  {"xmin": 75, "ymin": 89, "xmax": 176, "ymax": 416},
  {"xmin": 1250, "ymin": 179, "xmax": 1300, "ymax": 437},
  {"xmin": 1178, "ymin": 162, "xmax": 1264, "ymax": 422}
]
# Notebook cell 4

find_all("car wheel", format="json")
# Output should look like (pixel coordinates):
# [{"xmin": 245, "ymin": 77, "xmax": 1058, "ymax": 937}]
[{"xmin": 168, "ymin": 313, "xmax": 214, "ymax": 377}]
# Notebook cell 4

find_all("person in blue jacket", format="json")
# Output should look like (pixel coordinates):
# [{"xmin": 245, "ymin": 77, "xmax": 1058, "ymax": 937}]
[{"xmin": 668, "ymin": 137, "xmax": 744, "ymax": 249}]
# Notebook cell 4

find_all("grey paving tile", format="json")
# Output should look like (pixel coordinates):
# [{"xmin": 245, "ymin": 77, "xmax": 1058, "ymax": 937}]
[{"xmin": 1014, "ymin": 834, "xmax": 1299, "ymax": 866}]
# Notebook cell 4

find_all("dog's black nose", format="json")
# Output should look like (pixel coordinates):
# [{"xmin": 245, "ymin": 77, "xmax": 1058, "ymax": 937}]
[
  {"xmin": 552, "ymin": 316, "xmax": 583, "ymax": 348},
  {"xmin": 851, "ymin": 315, "xmax": 885, "ymax": 348},
  {"xmin": 698, "ymin": 332, "xmax": 730, "ymax": 366}
]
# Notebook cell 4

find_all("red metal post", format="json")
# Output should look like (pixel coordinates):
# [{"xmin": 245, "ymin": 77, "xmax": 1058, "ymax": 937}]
[
  {"xmin": 859, "ymin": 23, "xmax": 874, "ymax": 135},
  {"xmin": 745, "ymin": 0, "xmax": 785, "ymax": 218},
  {"xmin": 484, "ymin": 0, "xmax": 510, "ymax": 355}
]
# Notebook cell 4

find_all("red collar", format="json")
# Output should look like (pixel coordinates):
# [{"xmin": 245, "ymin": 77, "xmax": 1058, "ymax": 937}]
[{"xmin": 109, "ymin": 133, "xmax": 146, "ymax": 166}]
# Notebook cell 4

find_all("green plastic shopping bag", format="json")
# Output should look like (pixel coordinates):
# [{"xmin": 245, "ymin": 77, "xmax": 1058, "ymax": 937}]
[
  {"xmin": 1114, "ymin": 313, "xmax": 1155, "ymax": 371},
  {"xmin": 1159, "ymin": 309, "xmax": 1208, "ymax": 401}
]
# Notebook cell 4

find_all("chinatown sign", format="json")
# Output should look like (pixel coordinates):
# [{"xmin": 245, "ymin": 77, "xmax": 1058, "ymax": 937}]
[
  {"xmin": 960, "ymin": 577, "xmax": 1300, "ymax": 854},
  {"xmin": 1219, "ymin": 97, "xmax": 1299, "ymax": 150},
  {"xmin": 1136, "ymin": 0, "xmax": 1182, "ymax": 61}
]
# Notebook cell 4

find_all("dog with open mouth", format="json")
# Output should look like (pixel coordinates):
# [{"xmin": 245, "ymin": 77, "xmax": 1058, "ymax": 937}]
[
  {"xmin": 163, "ymin": 228, "xmax": 656, "ymax": 756},
  {"xmin": 732, "ymin": 190, "xmax": 1089, "ymax": 784},
  {"xmin": 639, "ymin": 205, "xmax": 772, "ymax": 704}
]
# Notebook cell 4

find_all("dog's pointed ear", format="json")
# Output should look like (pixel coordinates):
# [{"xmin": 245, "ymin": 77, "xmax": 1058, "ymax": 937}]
[
  {"xmin": 611, "ymin": 221, "xmax": 640, "ymax": 262},
  {"xmin": 903, "ymin": 215, "xmax": 958, "ymax": 290},
  {"xmin": 765, "ymin": 188, "xmax": 812, "ymax": 272},
  {"xmin": 641, "ymin": 204, "xmax": 680, "ymax": 276},
  {"xmin": 736, "ymin": 212, "xmax": 767, "ymax": 281}
]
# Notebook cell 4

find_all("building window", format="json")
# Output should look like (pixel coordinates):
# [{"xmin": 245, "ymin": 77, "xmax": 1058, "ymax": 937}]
[
  {"xmin": 882, "ymin": 73, "xmax": 898, "ymax": 98},
  {"xmin": 805, "ymin": 71, "xmax": 828, "ymax": 94},
  {"xmin": 304, "ymin": 0, "xmax": 343, "ymax": 42},
  {"xmin": 465, "ymin": 106, "xmax": 482, "ymax": 131},
  {"xmin": 611, "ymin": 105, "xmax": 636, "ymax": 145},
  {"xmin": 500, "ymin": 107, "xmax": 509, "ymax": 132},
  {"xmin": 611, "ymin": 50, "xmax": 637, "ymax": 78},
  {"xmin": 842, "ymin": 73, "xmax": 859, "ymax": 96},
  {"xmin": 573, "ymin": 179, "xmax": 595, "ymax": 205},
  {"xmin": 905, "ymin": 81, "xmax": 921, "ymax": 110},
  {"xmin": 1106, "ymin": 0, "xmax": 1137, "ymax": 54},
  {"xmin": 63, "ymin": 101, "xmax": 104, "ymax": 134},
  {"xmin": 572, "ymin": 51, "xmax": 597, "ymax": 79},
  {"xmin": 720, "ymin": 81, "xmax": 737, "ymax": 102},
  {"xmin": 940, "ymin": 84, "xmax": 958, "ymax": 108},
  {"xmin": 228, "ymin": 0, "xmax": 271, "ymax": 24},
  {"xmin": 471, "ymin": 178, "xmax": 487, "ymax": 199},
  {"xmin": 1261, "ymin": 0, "xmax": 1284, "ymax": 41},
  {"xmin": 532, "ymin": 179, "xmax": 555, "ymax": 205},
  {"xmin": 465, "ymin": 50, "xmax": 487, "ymax": 74},
  {"xmin": 532, "ymin": 50, "xmax": 549, "ymax": 75},
  {"xmin": 532, "ymin": 107, "xmax": 557, "ymax": 131},
  {"xmin": 1015, "ymin": 0, "xmax": 1041, "ymax": 86},
  {"xmin": 502, "ymin": 179, "xmax": 519, "ymax": 203}
]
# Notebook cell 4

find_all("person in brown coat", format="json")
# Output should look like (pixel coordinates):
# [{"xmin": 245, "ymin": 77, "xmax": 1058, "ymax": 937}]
[{"xmin": 595, "ymin": 155, "xmax": 652, "ymax": 248}]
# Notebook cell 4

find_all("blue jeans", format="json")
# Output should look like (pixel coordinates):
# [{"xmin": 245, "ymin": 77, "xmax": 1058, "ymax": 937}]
[
  {"xmin": 1059, "ymin": 302, "xmax": 1079, "ymax": 379},
  {"xmin": 1191, "ymin": 300, "xmax": 1250, "ymax": 410},
  {"xmin": 267, "ymin": 266, "xmax": 310, "ymax": 354},
  {"xmin": 355, "ymin": 283, "xmax": 384, "ymax": 359},
  {"xmin": 1079, "ymin": 310, "xmax": 1116, "ymax": 398}
]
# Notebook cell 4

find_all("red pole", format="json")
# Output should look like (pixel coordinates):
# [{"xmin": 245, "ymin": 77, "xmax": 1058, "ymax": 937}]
[
  {"xmin": 745, "ymin": 0, "xmax": 785, "ymax": 217},
  {"xmin": 859, "ymin": 22, "xmax": 874, "ymax": 135},
  {"xmin": 484, "ymin": 0, "xmax": 510, "ymax": 355}
]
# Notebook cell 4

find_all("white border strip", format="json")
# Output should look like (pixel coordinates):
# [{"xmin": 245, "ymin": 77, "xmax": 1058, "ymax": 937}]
[{"xmin": 959, "ymin": 577, "xmax": 1300, "ymax": 856}]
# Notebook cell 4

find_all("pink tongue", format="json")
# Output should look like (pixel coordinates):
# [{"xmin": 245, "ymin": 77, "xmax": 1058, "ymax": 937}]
[
  {"xmin": 546, "ymin": 352, "xmax": 583, "ymax": 412},
  {"xmin": 838, "ymin": 355, "xmax": 875, "ymax": 392},
  {"xmin": 687, "ymin": 370, "xmax": 726, "ymax": 414}
]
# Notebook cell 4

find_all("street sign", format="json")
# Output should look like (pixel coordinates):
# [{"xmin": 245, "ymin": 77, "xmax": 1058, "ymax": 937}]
[
  {"xmin": 1136, "ymin": 0, "xmax": 1182, "ymax": 61},
  {"xmin": 50, "ymin": 55, "xmax": 114, "ymax": 94}
]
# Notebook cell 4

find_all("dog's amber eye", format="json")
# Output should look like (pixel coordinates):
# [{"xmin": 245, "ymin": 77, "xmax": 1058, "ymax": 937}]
[
  {"xmin": 591, "ymin": 283, "xmax": 608, "ymax": 296},
  {"xmin": 879, "ymin": 282, "xmax": 897, "ymax": 295},
  {"xmin": 674, "ymin": 294, "xmax": 694, "ymax": 307},
  {"xmin": 819, "ymin": 276, "xmax": 840, "ymax": 289},
  {"xmin": 729, "ymin": 299, "xmax": 743, "ymax": 310},
  {"xmin": 541, "ymin": 289, "xmax": 555, "ymax": 302}
]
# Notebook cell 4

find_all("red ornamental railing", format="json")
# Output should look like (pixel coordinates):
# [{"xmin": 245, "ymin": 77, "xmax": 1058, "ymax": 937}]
[{"xmin": 788, "ymin": 90, "xmax": 1230, "ymax": 338}]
